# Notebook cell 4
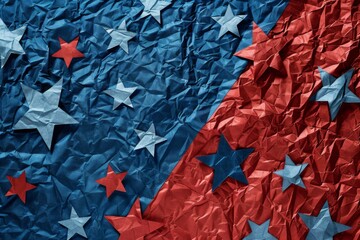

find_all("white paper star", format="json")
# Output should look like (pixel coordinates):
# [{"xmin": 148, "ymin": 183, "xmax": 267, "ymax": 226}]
[
  {"xmin": 134, "ymin": 123, "xmax": 167, "ymax": 157},
  {"xmin": 105, "ymin": 20, "xmax": 136, "ymax": 53},
  {"xmin": 212, "ymin": 5, "xmax": 247, "ymax": 38},
  {"xmin": 139, "ymin": 0, "xmax": 171, "ymax": 24},
  {"xmin": 13, "ymin": 79, "xmax": 78, "ymax": 149},
  {"xmin": 104, "ymin": 78, "xmax": 137, "ymax": 109},
  {"xmin": 58, "ymin": 207, "xmax": 91, "ymax": 240},
  {"xmin": 0, "ymin": 18, "xmax": 26, "ymax": 68}
]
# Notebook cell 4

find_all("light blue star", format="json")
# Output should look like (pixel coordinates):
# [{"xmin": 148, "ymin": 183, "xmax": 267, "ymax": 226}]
[
  {"xmin": 104, "ymin": 78, "xmax": 137, "ymax": 109},
  {"xmin": 274, "ymin": 155, "xmax": 308, "ymax": 191},
  {"xmin": 197, "ymin": 135, "xmax": 253, "ymax": 191},
  {"xmin": 212, "ymin": 5, "xmax": 247, "ymax": 38},
  {"xmin": 0, "ymin": 18, "xmax": 26, "ymax": 68},
  {"xmin": 244, "ymin": 219, "xmax": 277, "ymax": 240},
  {"xmin": 58, "ymin": 207, "xmax": 91, "ymax": 240},
  {"xmin": 105, "ymin": 20, "xmax": 136, "ymax": 54},
  {"xmin": 311, "ymin": 67, "xmax": 360, "ymax": 120},
  {"xmin": 134, "ymin": 123, "xmax": 167, "ymax": 157},
  {"xmin": 13, "ymin": 79, "xmax": 78, "ymax": 149},
  {"xmin": 139, "ymin": 0, "xmax": 171, "ymax": 24},
  {"xmin": 299, "ymin": 201, "xmax": 351, "ymax": 240}
]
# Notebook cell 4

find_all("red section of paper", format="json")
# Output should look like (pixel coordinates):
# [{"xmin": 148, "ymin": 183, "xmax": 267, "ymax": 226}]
[
  {"xmin": 6, "ymin": 171, "xmax": 36, "ymax": 203},
  {"xmin": 96, "ymin": 165, "xmax": 127, "ymax": 198},
  {"xmin": 105, "ymin": 199, "xmax": 163, "ymax": 240},
  {"xmin": 52, "ymin": 37, "xmax": 84, "ymax": 67},
  {"xmin": 141, "ymin": 0, "xmax": 360, "ymax": 239}
]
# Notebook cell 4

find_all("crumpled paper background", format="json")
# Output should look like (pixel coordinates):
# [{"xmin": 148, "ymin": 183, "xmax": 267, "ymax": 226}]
[
  {"xmin": 1, "ymin": 0, "xmax": 358, "ymax": 239},
  {"xmin": 143, "ymin": 0, "xmax": 359, "ymax": 239}
]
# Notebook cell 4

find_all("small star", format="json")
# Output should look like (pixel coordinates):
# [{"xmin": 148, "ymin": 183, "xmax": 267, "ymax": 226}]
[
  {"xmin": 59, "ymin": 207, "xmax": 91, "ymax": 240},
  {"xmin": 244, "ymin": 219, "xmax": 277, "ymax": 240},
  {"xmin": 5, "ymin": 171, "xmax": 36, "ymax": 203},
  {"xmin": 13, "ymin": 79, "xmax": 78, "ymax": 149},
  {"xmin": 212, "ymin": 5, "xmax": 247, "ymax": 38},
  {"xmin": 104, "ymin": 78, "xmax": 137, "ymax": 109},
  {"xmin": 235, "ymin": 22, "xmax": 287, "ymax": 81},
  {"xmin": 134, "ymin": 123, "xmax": 167, "ymax": 157},
  {"xmin": 197, "ymin": 135, "xmax": 253, "ymax": 191},
  {"xmin": 311, "ymin": 67, "xmax": 360, "ymax": 120},
  {"xmin": 139, "ymin": 0, "xmax": 171, "ymax": 24},
  {"xmin": 0, "ymin": 18, "xmax": 26, "ymax": 68},
  {"xmin": 299, "ymin": 201, "xmax": 351, "ymax": 240},
  {"xmin": 105, "ymin": 20, "xmax": 136, "ymax": 54},
  {"xmin": 52, "ymin": 37, "xmax": 84, "ymax": 68},
  {"xmin": 274, "ymin": 155, "xmax": 308, "ymax": 191},
  {"xmin": 96, "ymin": 165, "xmax": 127, "ymax": 198},
  {"xmin": 105, "ymin": 198, "xmax": 163, "ymax": 240}
]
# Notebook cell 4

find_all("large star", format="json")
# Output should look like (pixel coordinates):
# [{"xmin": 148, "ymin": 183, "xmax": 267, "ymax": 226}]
[
  {"xmin": 52, "ymin": 37, "xmax": 84, "ymax": 68},
  {"xmin": 0, "ymin": 18, "xmax": 26, "ymax": 68},
  {"xmin": 299, "ymin": 201, "xmax": 351, "ymax": 240},
  {"xmin": 274, "ymin": 155, "xmax": 308, "ymax": 191},
  {"xmin": 104, "ymin": 78, "xmax": 137, "ymax": 109},
  {"xmin": 105, "ymin": 198, "xmax": 163, "ymax": 240},
  {"xmin": 13, "ymin": 79, "xmax": 78, "ymax": 150},
  {"xmin": 96, "ymin": 165, "xmax": 127, "ymax": 198},
  {"xmin": 243, "ymin": 219, "xmax": 277, "ymax": 240},
  {"xmin": 139, "ymin": 0, "xmax": 171, "ymax": 24},
  {"xmin": 105, "ymin": 20, "xmax": 136, "ymax": 54},
  {"xmin": 197, "ymin": 135, "xmax": 254, "ymax": 191},
  {"xmin": 5, "ymin": 171, "xmax": 36, "ymax": 203},
  {"xmin": 134, "ymin": 123, "xmax": 167, "ymax": 157},
  {"xmin": 235, "ymin": 22, "xmax": 287, "ymax": 81},
  {"xmin": 58, "ymin": 207, "xmax": 91, "ymax": 240},
  {"xmin": 311, "ymin": 67, "xmax": 360, "ymax": 121},
  {"xmin": 212, "ymin": 5, "xmax": 247, "ymax": 38}
]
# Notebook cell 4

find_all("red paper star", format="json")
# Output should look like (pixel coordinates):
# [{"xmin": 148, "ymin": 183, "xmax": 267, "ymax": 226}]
[
  {"xmin": 52, "ymin": 36, "xmax": 84, "ymax": 67},
  {"xmin": 6, "ymin": 171, "xmax": 36, "ymax": 203},
  {"xmin": 96, "ymin": 165, "xmax": 127, "ymax": 198},
  {"xmin": 235, "ymin": 22, "xmax": 288, "ymax": 81},
  {"xmin": 105, "ymin": 199, "xmax": 163, "ymax": 240}
]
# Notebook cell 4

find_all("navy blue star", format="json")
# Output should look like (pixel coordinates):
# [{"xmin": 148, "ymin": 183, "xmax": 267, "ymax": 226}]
[{"xmin": 197, "ymin": 135, "xmax": 254, "ymax": 191}]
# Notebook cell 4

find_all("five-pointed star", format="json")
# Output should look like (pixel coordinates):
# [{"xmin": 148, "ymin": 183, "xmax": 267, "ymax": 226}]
[
  {"xmin": 52, "ymin": 36, "xmax": 84, "ymax": 68},
  {"xmin": 105, "ymin": 198, "xmax": 163, "ymax": 240},
  {"xmin": 139, "ymin": 0, "xmax": 171, "ymax": 24},
  {"xmin": 105, "ymin": 20, "xmax": 136, "ymax": 54},
  {"xmin": 134, "ymin": 123, "xmax": 167, "ymax": 157},
  {"xmin": 197, "ymin": 135, "xmax": 254, "ymax": 191},
  {"xmin": 0, "ymin": 18, "xmax": 26, "ymax": 68},
  {"xmin": 212, "ymin": 5, "xmax": 247, "ymax": 38},
  {"xmin": 96, "ymin": 165, "xmax": 127, "ymax": 198},
  {"xmin": 58, "ymin": 207, "xmax": 91, "ymax": 240},
  {"xmin": 299, "ymin": 201, "xmax": 351, "ymax": 240},
  {"xmin": 311, "ymin": 67, "xmax": 360, "ymax": 121},
  {"xmin": 5, "ymin": 171, "xmax": 36, "ymax": 203},
  {"xmin": 244, "ymin": 219, "xmax": 277, "ymax": 240},
  {"xmin": 274, "ymin": 155, "xmax": 308, "ymax": 191},
  {"xmin": 235, "ymin": 22, "xmax": 287, "ymax": 81},
  {"xmin": 104, "ymin": 78, "xmax": 137, "ymax": 109},
  {"xmin": 13, "ymin": 79, "xmax": 78, "ymax": 150}
]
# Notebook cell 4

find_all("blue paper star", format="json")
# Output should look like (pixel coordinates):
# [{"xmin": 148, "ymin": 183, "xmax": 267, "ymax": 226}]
[
  {"xmin": 274, "ymin": 155, "xmax": 308, "ymax": 191},
  {"xmin": 197, "ymin": 135, "xmax": 253, "ymax": 191},
  {"xmin": 139, "ymin": 0, "xmax": 171, "ymax": 24},
  {"xmin": 311, "ymin": 67, "xmax": 360, "ymax": 120},
  {"xmin": 58, "ymin": 207, "xmax": 91, "ymax": 240},
  {"xmin": 212, "ymin": 5, "xmax": 247, "ymax": 38},
  {"xmin": 299, "ymin": 201, "xmax": 351, "ymax": 240},
  {"xmin": 244, "ymin": 219, "xmax": 277, "ymax": 240}
]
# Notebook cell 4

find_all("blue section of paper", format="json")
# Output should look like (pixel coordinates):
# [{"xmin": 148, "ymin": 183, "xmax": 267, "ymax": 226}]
[{"xmin": 0, "ymin": 0, "xmax": 288, "ymax": 239}]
